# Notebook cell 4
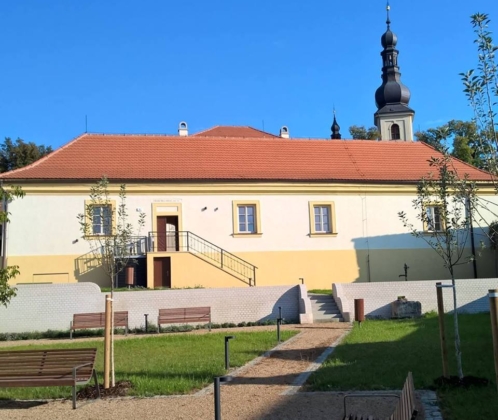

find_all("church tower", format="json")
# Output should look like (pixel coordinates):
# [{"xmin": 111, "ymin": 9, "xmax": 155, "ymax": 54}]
[{"xmin": 374, "ymin": 4, "xmax": 415, "ymax": 141}]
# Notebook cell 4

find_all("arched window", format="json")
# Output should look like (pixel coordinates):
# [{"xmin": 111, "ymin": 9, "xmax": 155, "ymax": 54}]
[{"xmin": 391, "ymin": 124, "xmax": 401, "ymax": 140}]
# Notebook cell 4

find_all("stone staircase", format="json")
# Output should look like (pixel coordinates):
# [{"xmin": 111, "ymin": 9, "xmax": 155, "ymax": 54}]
[{"xmin": 309, "ymin": 293, "xmax": 344, "ymax": 323}]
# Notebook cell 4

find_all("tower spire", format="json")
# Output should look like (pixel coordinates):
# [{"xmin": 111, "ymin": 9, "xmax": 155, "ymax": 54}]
[
  {"xmin": 386, "ymin": 1, "xmax": 391, "ymax": 29},
  {"xmin": 330, "ymin": 109, "xmax": 341, "ymax": 140},
  {"xmin": 373, "ymin": 2, "xmax": 415, "ymax": 141}
]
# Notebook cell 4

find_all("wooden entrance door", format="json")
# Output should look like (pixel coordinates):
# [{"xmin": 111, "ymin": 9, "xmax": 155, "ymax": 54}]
[
  {"xmin": 153, "ymin": 257, "xmax": 171, "ymax": 288},
  {"xmin": 156, "ymin": 216, "xmax": 179, "ymax": 252}
]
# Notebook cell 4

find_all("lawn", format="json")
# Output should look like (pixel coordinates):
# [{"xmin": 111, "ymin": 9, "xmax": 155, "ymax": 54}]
[
  {"xmin": 0, "ymin": 330, "xmax": 297, "ymax": 400},
  {"xmin": 306, "ymin": 313, "xmax": 497, "ymax": 420}
]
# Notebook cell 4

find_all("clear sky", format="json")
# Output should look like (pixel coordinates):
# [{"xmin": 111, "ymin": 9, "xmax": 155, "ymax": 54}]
[{"xmin": 2, "ymin": 0, "xmax": 498, "ymax": 149}]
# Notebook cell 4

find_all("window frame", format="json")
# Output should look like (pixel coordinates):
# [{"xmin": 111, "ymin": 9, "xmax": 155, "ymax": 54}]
[
  {"xmin": 423, "ymin": 204, "xmax": 445, "ymax": 233},
  {"xmin": 84, "ymin": 200, "xmax": 116, "ymax": 237},
  {"xmin": 232, "ymin": 201, "xmax": 262, "ymax": 237},
  {"xmin": 309, "ymin": 201, "xmax": 337, "ymax": 237},
  {"xmin": 390, "ymin": 123, "xmax": 401, "ymax": 140}
]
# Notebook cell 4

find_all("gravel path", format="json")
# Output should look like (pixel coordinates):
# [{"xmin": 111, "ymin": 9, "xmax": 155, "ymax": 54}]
[{"xmin": 0, "ymin": 323, "xmax": 426, "ymax": 420}]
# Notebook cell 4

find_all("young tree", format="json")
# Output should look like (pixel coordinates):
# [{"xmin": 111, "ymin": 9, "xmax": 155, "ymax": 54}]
[
  {"xmin": 460, "ymin": 13, "xmax": 498, "ymax": 174},
  {"xmin": 77, "ymin": 176, "xmax": 145, "ymax": 387},
  {"xmin": 0, "ymin": 185, "xmax": 24, "ymax": 307},
  {"xmin": 398, "ymin": 155, "xmax": 478, "ymax": 379},
  {"xmin": 0, "ymin": 138, "xmax": 53, "ymax": 173}
]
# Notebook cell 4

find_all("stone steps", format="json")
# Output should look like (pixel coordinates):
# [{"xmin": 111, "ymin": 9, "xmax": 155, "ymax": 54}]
[{"xmin": 308, "ymin": 293, "xmax": 344, "ymax": 323}]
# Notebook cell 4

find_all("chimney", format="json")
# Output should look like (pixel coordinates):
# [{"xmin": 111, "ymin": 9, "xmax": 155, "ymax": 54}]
[
  {"xmin": 178, "ymin": 121, "xmax": 188, "ymax": 136},
  {"xmin": 279, "ymin": 126, "xmax": 289, "ymax": 139}
]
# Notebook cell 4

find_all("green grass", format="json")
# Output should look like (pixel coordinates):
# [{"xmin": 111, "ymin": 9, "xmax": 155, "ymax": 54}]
[
  {"xmin": 308, "ymin": 289, "xmax": 331, "ymax": 294},
  {"xmin": 306, "ymin": 313, "xmax": 497, "ymax": 420},
  {"xmin": 0, "ymin": 330, "xmax": 297, "ymax": 400}
]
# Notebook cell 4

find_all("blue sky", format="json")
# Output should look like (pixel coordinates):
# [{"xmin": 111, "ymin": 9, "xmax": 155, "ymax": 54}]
[{"xmin": 2, "ymin": 0, "xmax": 498, "ymax": 148}]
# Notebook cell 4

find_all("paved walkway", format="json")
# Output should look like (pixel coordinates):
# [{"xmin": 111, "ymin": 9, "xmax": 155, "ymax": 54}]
[{"xmin": 0, "ymin": 324, "xmax": 428, "ymax": 420}]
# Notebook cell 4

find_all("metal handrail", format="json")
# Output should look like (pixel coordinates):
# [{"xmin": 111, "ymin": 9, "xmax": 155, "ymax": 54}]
[{"xmin": 148, "ymin": 231, "xmax": 257, "ymax": 285}]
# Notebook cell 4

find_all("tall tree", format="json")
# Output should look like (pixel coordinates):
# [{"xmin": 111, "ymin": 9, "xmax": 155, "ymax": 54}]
[
  {"xmin": 0, "ymin": 138, "xmax": 53, "ymax": 173},
  {"xmin": 415, "ymin": 120, "xmax": 483, "ymax": 166},
  {"xmin": 77, "ymin": 176, "xmax": 145, "ymax": 388},
  {"xmin": 0, "ymin": 185, "xmax": 25, "ymax": 307},
  {"xmin": 349, "ymin": 125, "xmax": 380, "ymax": 140}
]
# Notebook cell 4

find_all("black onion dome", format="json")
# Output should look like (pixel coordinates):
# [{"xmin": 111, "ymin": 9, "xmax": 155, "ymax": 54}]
[
  {"xmin": 330, "ymin": 114, "xmax": 341, "ymax": 139},
  {"xmin": 375, "ymin": 80, "xmax": 411, "ymax": 108},
  {"xmin": 381, "ymin": 29, "xmax": 397, "ymax": 48}
]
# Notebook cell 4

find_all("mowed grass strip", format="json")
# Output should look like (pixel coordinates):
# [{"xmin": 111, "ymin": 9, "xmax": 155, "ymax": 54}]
[
  {"xmin": 306, "ymin": 313, "xmax": 497, "ymax": 420},
  {"xmin": 0, "ymin": 329, "xmax": 297, "ymax": 400}
]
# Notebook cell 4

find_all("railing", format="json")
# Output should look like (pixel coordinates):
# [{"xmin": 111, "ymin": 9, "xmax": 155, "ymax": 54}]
[
  {"xmin": 101, "ymin": 236, "xmax": 148, "ymax": 257},
  {"xmin": 148, "ymin": 231, "xmax": 257, "ymax": 286}
]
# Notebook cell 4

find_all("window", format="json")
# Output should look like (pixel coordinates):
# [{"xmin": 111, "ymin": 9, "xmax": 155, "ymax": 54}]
[
  {"xmin": 309, "ymin": 202, "xmax": 337, "ymax": 236},
  {"xmin": 425, "ymin": 205, "xmax": 443, "ymax": 232},
  {"xmin": 92, "ymin": 205, "xmax": 112, "ymax": 235},
  {"xmin": 390, "ymin": 124, "xmax": 401, "ymax": 140},
  {"xmin": 232, "ymin": 201, "xmax": 262, "ymax": 236},
  {"xmin": 238, "ymin": 205, "xmax": 255, "ymax": 233},
  {"xmin": 314, "ymin": 206, "xmax": 330, "ymax": 233}
]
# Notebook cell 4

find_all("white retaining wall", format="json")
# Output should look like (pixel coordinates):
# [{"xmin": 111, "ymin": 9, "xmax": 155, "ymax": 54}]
[
  {"xmin": 0, "ymin": 283, "xmax": 302, "ymax": 333},
  {"xmin": 334, "ymin": 278, "xmax": 498, "ymax": 321}
]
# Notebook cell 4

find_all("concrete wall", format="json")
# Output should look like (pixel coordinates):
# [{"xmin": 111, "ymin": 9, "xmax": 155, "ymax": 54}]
[
  {"xmin": 0, "ymin": 283, "xmax": 302, "ymax": 334},
  {"xmin": 333, "ymin": 278, "xmax": 498, "ymax": 321}
]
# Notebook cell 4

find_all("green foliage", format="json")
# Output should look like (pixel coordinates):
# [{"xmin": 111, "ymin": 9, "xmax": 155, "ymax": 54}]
[
  {"xmin": 0, "ymin": 137, "xmax": 52, "ymax": 173},
  {"xmin": 348, "ymin": 125, "xmax": 380, "ymax": 140},
  {"xmin": 308, "ymin": 289, "xmax": 332, "ymax": 294},
  {"xmin": 0, "ymin": 266, "xmax": 20, "ymax": 308},
  {"xmin": 460, "ymin": 13, "xmax": 498, "ymax": 173},
  {"xmin": 0, "ymin": 185, "xmax": 25, "ymax": 307},
  {"xmin": 415, "ymin": 120, "xmax": 484, "ymax": 166}
]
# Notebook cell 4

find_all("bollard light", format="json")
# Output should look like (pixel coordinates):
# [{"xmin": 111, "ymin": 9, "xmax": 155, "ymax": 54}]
[
  {"xmin": 277, "ymin": 306, "xmax": 283, "ymax": 343},
  {"xmin": 224, "ymin": 336, "xmax": 235, "ymax": 370},
  {"xmin": 144, "ymin": 314, "xmax": 149, "ymax": 333},
  {"xmin": 214, "ymin": 375, "xmax": 232, "ymax": 420}
]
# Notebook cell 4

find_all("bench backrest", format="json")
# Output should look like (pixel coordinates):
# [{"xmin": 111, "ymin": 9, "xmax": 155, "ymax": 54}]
[
  {"xmin": 158, "ymin": 307, "xmax": 211, "ymax": 324},
  {"xmin": 389, "ymin": 372, "xmax": 417, "ymax": 420},
  {"xmin": 72, "ymin": 311, "xmax": 128, "ymax": 329},
  {"xmin": 0, "ymin": 348, "xmax": 97, "ymax": 381}
]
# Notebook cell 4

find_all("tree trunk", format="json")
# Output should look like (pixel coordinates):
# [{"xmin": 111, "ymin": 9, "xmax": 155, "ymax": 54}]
[
  {"xmin": 111, "ymin": 270, "xmax": 115, "ymax": 388},
  {"xmin": 451, "ymin": 274, "xmax": 464, "ymax": 379}
]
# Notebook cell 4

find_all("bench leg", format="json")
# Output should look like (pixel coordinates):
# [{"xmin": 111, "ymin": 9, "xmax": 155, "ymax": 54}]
[
  {"xmin": 70, "ymin": 321, "xmax": 73, "ymax": 340},
  {"xmin": 93, "ymin": 369, "xmax": 101, "ymax": 400}
]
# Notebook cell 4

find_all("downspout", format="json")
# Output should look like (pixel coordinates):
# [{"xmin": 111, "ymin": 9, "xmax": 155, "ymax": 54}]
[{"xmin": 467, "ymin": 197, "xmax": 478, "ymax": 279}]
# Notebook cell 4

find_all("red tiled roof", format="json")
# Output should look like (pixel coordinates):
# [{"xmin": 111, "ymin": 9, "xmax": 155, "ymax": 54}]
[
  {"xmin": 0, "ymin": 133, "xmax": 493, "ymax": 183},
  {"xmin": 192, "ymin": 126, "xmax": 278, "ymax": 138}
]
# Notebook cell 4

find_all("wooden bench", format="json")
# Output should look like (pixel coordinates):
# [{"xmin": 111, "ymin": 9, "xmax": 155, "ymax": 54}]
[
  {"xmin": 157, "ymin": 307, "xmax": 211, "ymax": 332},
  {"xmin": 70, "ymin": 311, "xmax": 129, "ymax": 339},
  {"xmin": 343, "ymin": 372, "xmax": 418, "ymax": 420},
  {"xmin": 0, "ymin": 348, "xmax": 100, "ymax": 409}
]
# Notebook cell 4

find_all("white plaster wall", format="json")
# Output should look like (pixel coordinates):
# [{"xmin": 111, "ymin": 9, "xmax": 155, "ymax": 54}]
[
  {"xmin": 0, "ymin": 284, "xmax": 300, "ymax": 333},
  {"xmin": 334, "ymin": 278, "xmax": 498, "ymax": 319},
  {"xmin": 7, "ymin": 192, "xmax": 498, "ymax": 256}
]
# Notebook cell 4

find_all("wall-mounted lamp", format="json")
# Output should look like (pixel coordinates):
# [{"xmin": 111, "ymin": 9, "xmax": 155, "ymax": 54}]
[
  {"xmin": 214, "ymin": 207, "xmax": 219, "ymax": 211},
  {"xmin": 72, "ymin": 239, "xmax": 79, "ymax": 244},
  {"xmin": 202, "ymin": 207, "xmax": 207, "ymax": 211}
]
